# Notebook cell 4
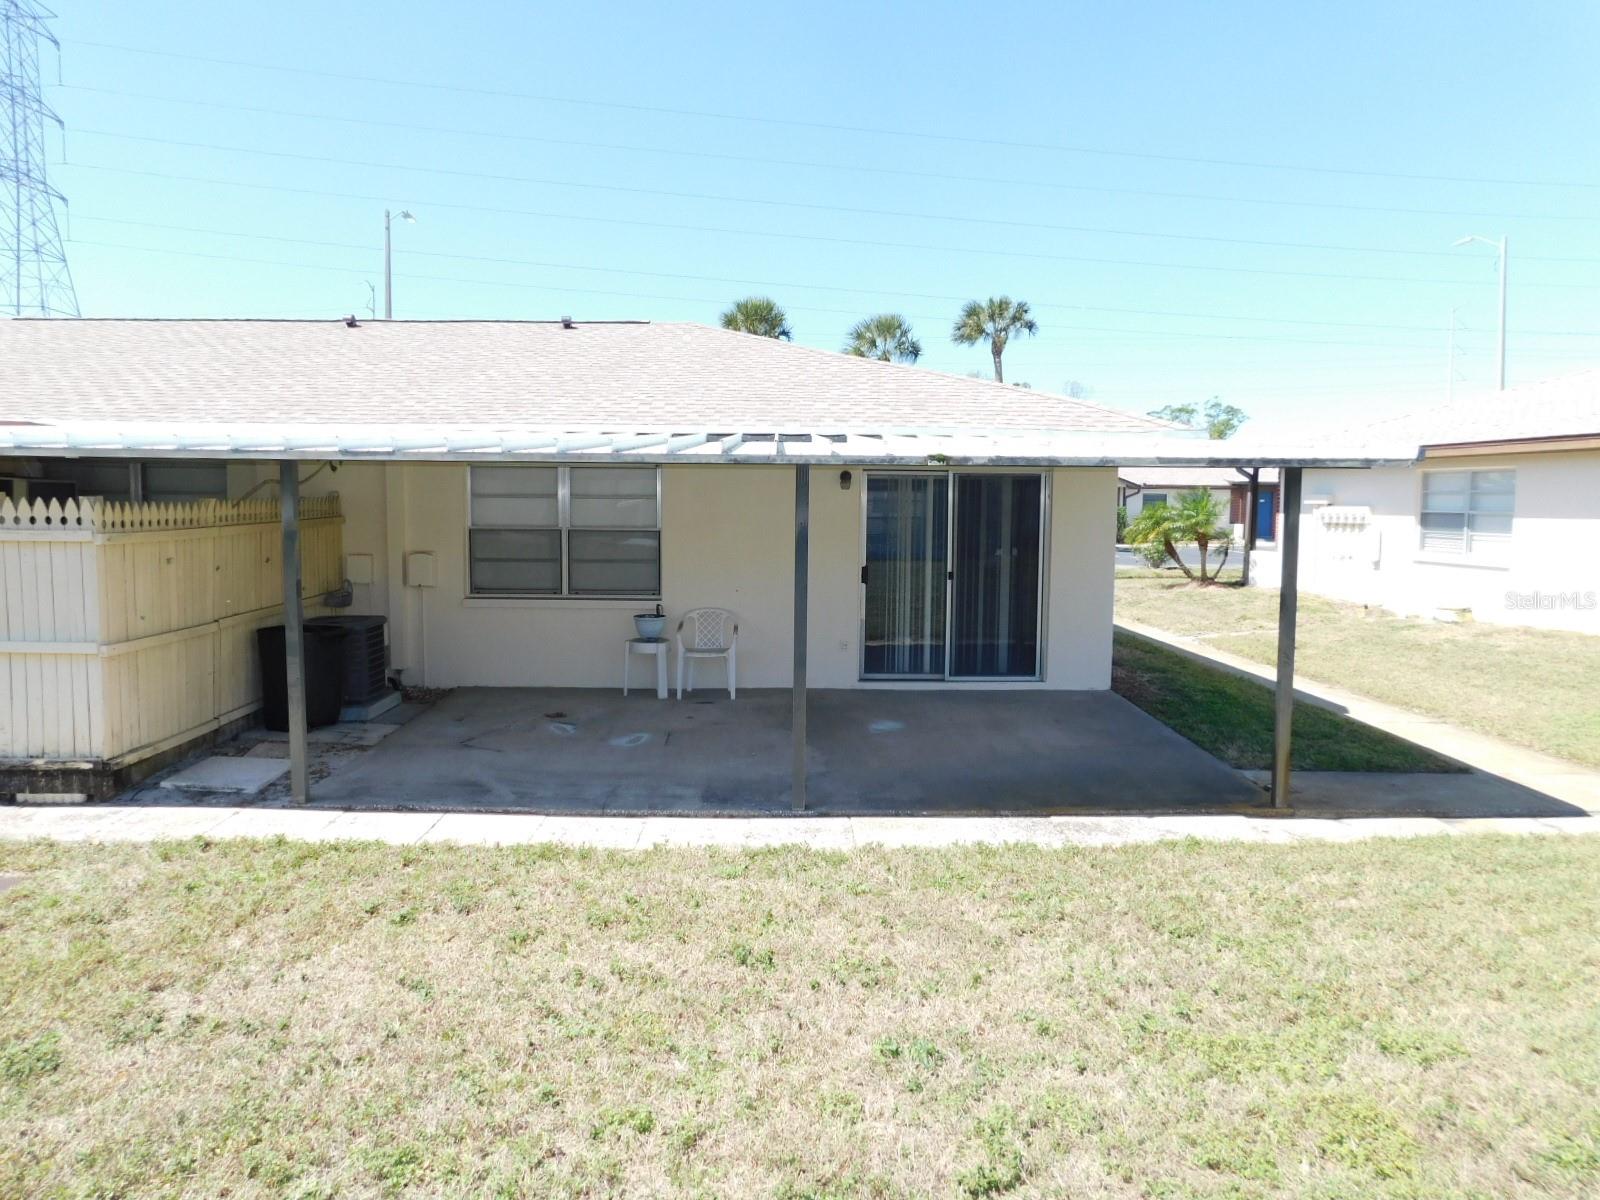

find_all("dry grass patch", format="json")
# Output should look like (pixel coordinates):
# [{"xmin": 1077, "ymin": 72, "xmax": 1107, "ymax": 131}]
[
  {"xmin": 1, "ymin": 835, "xmax": 1598, "ymax": 1198},
  {"xmin": 1115, "ymin": 573, "xmax": 1600, "ymax": 767}
]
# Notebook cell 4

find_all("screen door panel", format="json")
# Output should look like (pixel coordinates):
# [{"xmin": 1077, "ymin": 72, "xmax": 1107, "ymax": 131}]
[
  {"xmin": 950, "ymin": 474, "xmax": 1042, "ymax": 678},
  {"xmin": 862, "ymin": 474, "xmax": 948, "ymax": 678}
]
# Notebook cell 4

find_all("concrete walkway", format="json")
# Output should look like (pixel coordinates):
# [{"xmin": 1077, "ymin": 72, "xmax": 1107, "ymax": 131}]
[
  {"xmin": 1117, "ymin": 620, "xmax": 1600, "ymax": 816},
  {"xmin": 2, "ymin": 802, "xmax": 1596, "ymax": 848}
]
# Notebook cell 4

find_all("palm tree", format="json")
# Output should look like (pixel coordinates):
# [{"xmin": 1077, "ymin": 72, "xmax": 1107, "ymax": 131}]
[
  {"xmin": 843, "ymin": 313, "xmax": 922, "ymax": 363},
  {"xmin": 720, "ymin": 296, "xmax": 792, "ymax": 340},
  {"xmin": 950, "ymin": 296, "xmax": 1037, "ymax": 384},
  {"xmin": 1124, "ymin": 489, "xmax": 1234, "ymax": 584}
]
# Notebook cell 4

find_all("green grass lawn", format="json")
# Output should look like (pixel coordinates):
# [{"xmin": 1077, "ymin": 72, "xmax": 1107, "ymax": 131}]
[
  {"xmin": 3, "ymin": 837, "xmax": 1599, "ymax": 1199},
  {"xmin": 1111, "ymin": 632, "xmax": 1459, "ymax": 772},
  {"xmin": 1115, "ymin": 572, "xmax": 1600, "ymax": 767}
]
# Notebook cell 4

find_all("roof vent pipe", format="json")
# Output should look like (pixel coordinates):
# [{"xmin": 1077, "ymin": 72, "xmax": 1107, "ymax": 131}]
[
  {"xmin": 345, "ymin": 315, "xmax": 360, "ymax": 328},
  {"xmin": 561, "ymin": 316, "xmax": 574, "ymax": 329}
]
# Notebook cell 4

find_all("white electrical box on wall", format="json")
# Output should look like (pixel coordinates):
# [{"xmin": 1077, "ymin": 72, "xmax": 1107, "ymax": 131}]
[
  {"xmin": 345, "ymin": 553, "xmax": 375, "ymax": 585},
  {"xmin": 404, "ymin": 551, "xmax": 437, "ymax": 588}
]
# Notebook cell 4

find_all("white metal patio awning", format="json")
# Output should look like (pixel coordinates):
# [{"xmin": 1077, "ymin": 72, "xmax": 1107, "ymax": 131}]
[{"xmin": 0, "ymin": 421, "xmax": 1416, "ymax": 467}]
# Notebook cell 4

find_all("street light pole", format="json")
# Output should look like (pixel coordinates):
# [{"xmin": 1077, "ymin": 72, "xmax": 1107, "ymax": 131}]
[
  {"xmin": 383, "ymin": 208, "xmax": 415, "ymax": 319},
  {"xmin": 383, "ymin": 210, "xmax": 392, "ymax": 320}
]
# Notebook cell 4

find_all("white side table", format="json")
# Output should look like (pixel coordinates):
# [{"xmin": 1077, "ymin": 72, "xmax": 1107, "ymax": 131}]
[{"xmin": 623, "ymin": 637, "xmax": 670, "ymax": 699}]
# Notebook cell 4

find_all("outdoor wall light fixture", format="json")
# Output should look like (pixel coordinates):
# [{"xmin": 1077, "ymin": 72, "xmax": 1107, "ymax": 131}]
[{"xmin": 839, "ymin": 470, "xmax": 853, "ymax": 491}]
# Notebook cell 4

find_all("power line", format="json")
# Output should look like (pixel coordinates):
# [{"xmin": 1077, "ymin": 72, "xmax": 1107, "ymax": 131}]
[
  {"xmin": 66, "ymin": 37, "xmax": 1600, "ymax": 191},
  {"xmin": 54, "ymin": 83, "xmax": 1600, "ymax": 228},
  {"xmin": 74, "ymin": 161, "xmax": 1599, "ymax": 290},
  {"xmin": 71, "ymin": 236, "xmax": 1473, "ymax": 349},
  {"xmin": 72, "ymin": 127, "xmax": 1600, "ymax": 267},
  {"xmin": 81, "ymin": 212, "xmax": 1600, "ymax": 342}
]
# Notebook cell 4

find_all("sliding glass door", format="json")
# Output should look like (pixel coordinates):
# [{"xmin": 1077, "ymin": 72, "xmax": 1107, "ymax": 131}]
[
  {"xmin": 950, "ymin": 474, "xmax": 1042, "ymax": 678},
  {"xmin": 862, "ymin": 474, "xmax": 948, "ymax": 678},
  {"xmin": 861, "ymin": 472, "xmax": 1044, "ymax": 680}
]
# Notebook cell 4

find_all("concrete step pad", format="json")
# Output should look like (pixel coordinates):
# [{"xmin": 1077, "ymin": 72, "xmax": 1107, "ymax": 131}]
[{"xmin": 159, "ymin": 756, "xmax": 290, "ymax": 796}]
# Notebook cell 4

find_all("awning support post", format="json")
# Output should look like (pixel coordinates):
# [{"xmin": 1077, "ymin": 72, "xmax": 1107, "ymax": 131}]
[
  {"xmin": 280, "ymin": 461, "xmax": 310, "ymax": 804},
  {"xmin": 791, "ymin": 464, "xmax": 810, "ymax": 812},
  {"xmin": 1241, "ymin": 467, "xmax": 1260, "ymax": 588},
  {"xmin": 1270, "ymin": 467, "xmax": 1303, "ymax": 809}
]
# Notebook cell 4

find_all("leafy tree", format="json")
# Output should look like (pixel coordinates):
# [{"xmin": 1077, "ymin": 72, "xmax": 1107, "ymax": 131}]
[
  {"xmin": 843, "ymin": 313, "xmax": 922, "ymax": 363},
  {"xmin": 1148, "ymin": 396, "xmax": 1248, "ymax": 439},
  {"xmin": 1125, "ymin": 489, "xmax": 1234, "ymax": 583},
  {"xmin": 720, "ymin": 296, "xmax": 793, "ymax": 340},
  {"xmin": 950, "ymin": 296, "xmax": 1037, "ymax": 384},
  {"xmin": 1063, "ymin": 379, "xmax": 1093, "ymax": 400}
]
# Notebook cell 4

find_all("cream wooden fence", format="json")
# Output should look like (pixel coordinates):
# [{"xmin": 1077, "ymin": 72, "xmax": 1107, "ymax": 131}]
[{"xmin": 0, "ymin": 495, "xmax": 343, "ymax": 766}]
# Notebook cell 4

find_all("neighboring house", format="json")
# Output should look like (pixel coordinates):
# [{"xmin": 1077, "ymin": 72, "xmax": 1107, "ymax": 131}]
[
  {"xmin": 1117, "ymin": 466, "xmax": 1279, "ymax": 544},
  {"xmin": 1252, "ymin": 371, "xmax": 1600, "ymax": 634},
  {"xmin": 0, "ymin": 317, "xmax": 1386, "ymax": 801}
]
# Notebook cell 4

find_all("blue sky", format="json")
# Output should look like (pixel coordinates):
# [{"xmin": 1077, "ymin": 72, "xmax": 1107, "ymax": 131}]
[{"xmin": 38, "ymin": 0, "xmax": 1600, "ymax": 431}]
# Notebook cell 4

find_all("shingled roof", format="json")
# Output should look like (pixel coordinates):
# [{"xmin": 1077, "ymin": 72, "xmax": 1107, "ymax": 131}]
[
  {"xmin": 1335, "ymin": 369, "xmax": 1600, "ymax": 455},
  {"xmin": 0, "ymin": 317, "xmax": 1173, "ymax": 434}
]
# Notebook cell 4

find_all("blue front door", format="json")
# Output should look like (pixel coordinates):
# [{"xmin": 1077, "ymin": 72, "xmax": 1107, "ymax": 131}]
[{"xmin": 1255, "ymin": 490, "xmax": 1276, "ymax": 542}]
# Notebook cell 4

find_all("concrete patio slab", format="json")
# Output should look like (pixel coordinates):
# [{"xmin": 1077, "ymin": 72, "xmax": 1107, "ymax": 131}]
[
  {"xmin": 159, "ymin": 756, "xmax": 289, "ymax": 796},
  {"xmin": 255, "ymin": 722, "xmax": 398, "ymax": 747},
  {"xmin": 1247, "ymin": 770, "xmax": 1586, "ymax": 819},
  {"xmin": 307, "ymin": 687, "xmax": 1263, "ymax": 815},
  {"xmin": 372, "ymin": 702, "xmax": 429, "ymax": 726}
]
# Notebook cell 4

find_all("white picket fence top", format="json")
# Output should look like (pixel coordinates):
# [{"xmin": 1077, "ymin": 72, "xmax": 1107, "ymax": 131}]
[{"xmin": 0, "ymin": 493, "xmax": 341, "ymax": 534}]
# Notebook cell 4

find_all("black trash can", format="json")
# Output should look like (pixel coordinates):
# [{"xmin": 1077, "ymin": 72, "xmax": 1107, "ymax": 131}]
[{"xmin": 257, "ymin": 623, "xmax": 348, "ymax": 731}]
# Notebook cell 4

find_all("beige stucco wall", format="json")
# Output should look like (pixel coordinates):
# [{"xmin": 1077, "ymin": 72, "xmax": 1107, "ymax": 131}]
[
  {"xmin": 1297, "ymin": 451, "xmax": 1600, "ymax": 633},
  {"xmin": 290, "ymin": 462, "xmax": 1117, "ymax": 690}
]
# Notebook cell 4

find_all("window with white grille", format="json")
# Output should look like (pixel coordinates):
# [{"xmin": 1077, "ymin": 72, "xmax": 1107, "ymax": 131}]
[
  {"xmin": 1419, "ymin": 469, "xmax": 1514, "ymax": 556},
  {"xmin": 468, "ymin": 466, "xmax": 660, "ymax": 596}
]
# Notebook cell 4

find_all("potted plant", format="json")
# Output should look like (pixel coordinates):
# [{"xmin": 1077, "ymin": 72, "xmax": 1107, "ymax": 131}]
[{"xmin": 633, "ymin": 603, "xmax": 667, "ymax": 640}]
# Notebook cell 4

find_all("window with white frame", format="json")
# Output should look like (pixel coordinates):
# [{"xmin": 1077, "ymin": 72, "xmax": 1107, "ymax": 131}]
[
  {"xmin": 1142, "ymin": 491, "xmax": 1168, "ymax": 508},
  {"xmin": 468, "ymin": 465, "xmax": 660, "ymax": 596},
  {"xmin": 1419, "ymin": 469, "xmax": 1514, "ymax": 556}
]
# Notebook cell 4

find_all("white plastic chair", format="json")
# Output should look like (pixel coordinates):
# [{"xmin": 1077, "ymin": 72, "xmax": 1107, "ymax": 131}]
[{"xmin": 676, "ymin": 607, "xmax": 738, "ymax": 700}]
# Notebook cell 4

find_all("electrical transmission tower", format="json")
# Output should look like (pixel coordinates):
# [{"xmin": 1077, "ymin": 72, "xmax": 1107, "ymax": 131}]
[{"xmin": 1, "ymin": 0, "xmax": 77, "ymax": 317}]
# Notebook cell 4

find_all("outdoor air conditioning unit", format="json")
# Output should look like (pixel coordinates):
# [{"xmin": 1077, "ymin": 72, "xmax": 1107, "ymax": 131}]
[{"xmin": 307, "ymin": 615, "xmax": 390, "ymax": 704}]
